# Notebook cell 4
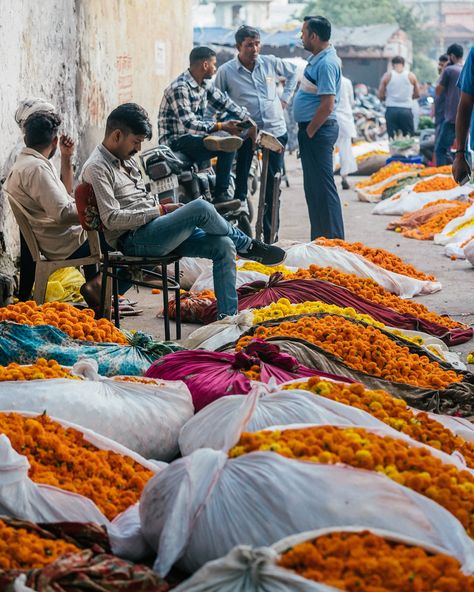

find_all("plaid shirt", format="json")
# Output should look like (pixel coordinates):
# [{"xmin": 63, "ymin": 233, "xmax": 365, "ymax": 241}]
[{"xmin": 158, "ymin": 69, "xmax": 248, "ymax": 145}]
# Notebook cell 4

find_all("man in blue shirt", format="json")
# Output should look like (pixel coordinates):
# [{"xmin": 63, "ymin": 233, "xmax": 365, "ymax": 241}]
[
  {"xmin": 453, "ymin": 45, "xmax": 474, "ymax": 184},
  {"xmin": 215, "ymin": 26, "xmax": 298, "ymax": 242},
  {"xmin": 293, "ymin": 16, "xmax": 344, "ymax": 240}
]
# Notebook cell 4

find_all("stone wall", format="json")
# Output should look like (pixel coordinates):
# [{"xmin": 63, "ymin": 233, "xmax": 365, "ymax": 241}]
[{"xmin": 0, "ymin": 0, "xmax": 192, "ymax": 279}]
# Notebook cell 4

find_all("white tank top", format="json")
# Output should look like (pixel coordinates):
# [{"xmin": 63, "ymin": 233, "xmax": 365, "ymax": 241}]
[{"xmin": 385, "ymin": 70, "xmax": 413, "ymax": 108}]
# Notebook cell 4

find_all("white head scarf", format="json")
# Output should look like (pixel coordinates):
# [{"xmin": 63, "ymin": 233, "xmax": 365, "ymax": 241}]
[{"xmin": 14, "ymin": 97, "xmax": 57, "ymax": 130}]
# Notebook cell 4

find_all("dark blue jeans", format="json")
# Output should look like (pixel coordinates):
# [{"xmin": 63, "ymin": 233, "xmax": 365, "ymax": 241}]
[
  {"xmin": 234, "ymin": 133, "xmax": 288, "ymax": 243},
  {"xmin": 434, "ymin": 121, "xmax": 456, "ymax": 166},
  {"xmin": 298, "ymin": 121, "xmax": 344, "ymax": 240},
  {"xmin": 170, "ymin": 134, "xmax": 235, "ymax": 196}
]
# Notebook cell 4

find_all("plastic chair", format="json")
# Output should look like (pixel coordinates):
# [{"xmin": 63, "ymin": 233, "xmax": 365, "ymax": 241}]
[
  {"xmin": 6, "ymin": 191, "xmax": 100, "ymax": 304},
  {"xmin": 74, "ymin": 182, "xmax": 181, "ymax": 341}
]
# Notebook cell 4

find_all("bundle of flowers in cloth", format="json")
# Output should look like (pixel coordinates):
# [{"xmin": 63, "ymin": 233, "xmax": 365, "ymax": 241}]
[
  {"xmin": 166, "ymin": 289, "xmax": 216, "ymax": 323},
  {"xmin": 138, "ymin": 442, "xmax": 474, "ymax": 576},
  {"xmin": 0, "ymin": 321, "xmax": 182, "ymax": 376},
  {"xmin": 145, "ymin": 340, "xmax": 352, "ymax": 412},
  {"xmin": 435, "ymin": 203, "xmax": 474, "ymax": 246},
  {"xmin": 355, "ymin": 161, "xmax": 424, "ymax": 202},
  {"xmin": 387, "ymin": 199, "xmax": 470, "ymax": 234},
  {"xmin": 0, "ymin": 410, "xmax": 161, "ymax": 562},
  {"xmin": 197, "ymin": 273, "xmax": 472, "ymax": 346},
  {"xmin": 231, "ymin": 313, "xmax": 474, "ymax": 416},
  {"xmin": 0, "ymin": 517, "xmax": 168, "ymax": 591},
  {"xmin": 401, "ymin": 201, "xmax": 472, "ymax": 241},
  {"xmin": 174, "ymin": 527, "xmax": 474, "ymax": 591},
  {"xmin": 377, "ymin": 165, "xmax": 455, "ymax": 201},
  {"xmin": 0, "ymin": 358, "xmax": 193, "ymax": 461}
]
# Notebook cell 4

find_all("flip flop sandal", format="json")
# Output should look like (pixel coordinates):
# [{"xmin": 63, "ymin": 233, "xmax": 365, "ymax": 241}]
[
  {"xmin": 119, "ymin": 304, "xmax": 144, "ymax": 317},
  {"xmin": 117, "ymin": 296, "xmax": 139, "ymax": 307}
]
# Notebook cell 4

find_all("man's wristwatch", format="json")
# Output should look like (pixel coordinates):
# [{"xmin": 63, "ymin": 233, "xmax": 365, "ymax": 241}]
[{"xmin": 455, "ymin": 149, "xmax": 466, "ymax": 155}]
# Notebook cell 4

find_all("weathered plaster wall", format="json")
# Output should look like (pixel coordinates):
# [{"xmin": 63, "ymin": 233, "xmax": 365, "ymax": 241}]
[{"xmin": 0, "ymin": 0, "xmax": 192, "ymax": 279}]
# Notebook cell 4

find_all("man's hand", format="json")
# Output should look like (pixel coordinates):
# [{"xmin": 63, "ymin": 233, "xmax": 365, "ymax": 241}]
[
  {"xmin": 162, "ymin": 203, "xmax": 183, "ymax": 214},
  {"xmin": 59, "ymin": 134, "xmax": 75, "ymax": 158},
  {"xmin": 453, "ymin": 153, "xmax": 472, "ymax": 184},
  {"xmin": 248, "ymin": 124, "xmax": 258, "ymax": 149},
  {"xmin": 306, "ymin": 121, "xmax": 319, "ymax": 139},
  {"xmin": 221, "ymin": 120, "xmax": 244, "ymax": 136}
]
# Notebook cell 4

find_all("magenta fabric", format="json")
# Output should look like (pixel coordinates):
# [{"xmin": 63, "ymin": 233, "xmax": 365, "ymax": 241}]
[{"xmin": 145, "ymin": 340, "xmax": 354, "ymax": 411}]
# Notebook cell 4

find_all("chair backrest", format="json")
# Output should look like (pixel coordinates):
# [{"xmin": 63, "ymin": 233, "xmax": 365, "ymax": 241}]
[
  {"xmin": 5, "ymin": 191, "xmax": 43, "ymax": 262},
  {"xmin": 74, "ymin": 182, "xmax": 103, "ymax": 231}
]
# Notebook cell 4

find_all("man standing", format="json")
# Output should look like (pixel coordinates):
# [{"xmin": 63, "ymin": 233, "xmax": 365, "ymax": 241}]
[
  {"xmin": 158, "ymin": 46, "xmax": 255, "ymax": 203},
  {"xmin": 215, "ymin": 25, "xmax": 298, "ymax": 242},
  {"xmin": 434, "ymin": 54, "xmax": 449, "ymax": 143},
  {"xmin": 378, "ymin": 56, "xmax": 420, "ymax": 138},
  {"xmin": 293, "ymin": 15, "xmax": 344, "ymax": 240},
  {"xmin": 435, "ymin": 44, "xmax": 464, "ymax": 166},
  {"xmin": 335, "ymin": 73, "xmax": 357, "ymax": 190},
  {"xmin": 453, "ymin": 44, "xmax": 474, "ymax": 184}
]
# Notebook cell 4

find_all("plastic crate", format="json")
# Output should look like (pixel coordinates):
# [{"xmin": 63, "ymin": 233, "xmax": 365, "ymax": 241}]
[{"xmin": 386, "ymin": 155, "xmax": 423, "ymax": 165}]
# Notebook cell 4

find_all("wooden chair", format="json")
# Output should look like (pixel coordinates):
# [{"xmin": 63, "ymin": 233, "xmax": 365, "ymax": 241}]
[
  {"xmin": 74, "ymin": 183, "xmax": 181, "ymax": 341},
  {"xmin": 6, "ymin": 191, "xmax": 100, "ymax": 304}
]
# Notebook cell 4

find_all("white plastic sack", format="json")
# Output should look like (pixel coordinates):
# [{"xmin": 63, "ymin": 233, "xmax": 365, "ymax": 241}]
[
  {"xmin": 169, "ymin": 257, "xmax": 211, "ymax": 290},
  {"xmin": 0, "ymin": 411, "xmax": 160, "ymax": 561},
  {"xmin": 185, "ymin": 310, "xmax": 254, "ymax": 350},
  {"xmin": 174, "ymin": 525, "xmax": 474, "ymax": 592},
  {"xmin": 444, "ymin": 241, "xmax": 467, "ymax": 260},
  {"xmin": 139, "ymin": 447, "xmax": 474, "ymax": 576},
  {"xmin": 372, "ymin": 183, "xmax": 474, "ymax": 216},
  {"xmin": 355, "ymin": 171, "xmax": 418, "ymax": 203},
  {"xmin": 283, "ymin": 243, "xmax": 440, "ymax": 296},
  {"xmin": 464, "ymin": 238, "xmax": 474, "ymax": 266},
  {"xmin": 0, "ymin": 359, "xmax": 194, "ymax": 461},
  {"xmin": 434, "ymin": 203, "xmax": 474, "ymax": 245}
]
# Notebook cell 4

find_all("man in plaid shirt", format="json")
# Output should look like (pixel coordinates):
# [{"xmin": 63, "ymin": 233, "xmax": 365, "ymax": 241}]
[{"xmin": 158, "ymin": 46, "xmax": 256, "ymax": 203}]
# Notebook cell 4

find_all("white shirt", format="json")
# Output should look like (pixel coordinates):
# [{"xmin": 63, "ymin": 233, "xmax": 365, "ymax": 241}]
[{"xmin": 336, "ymin": 76, "xmax": 356, "ymax": 137}]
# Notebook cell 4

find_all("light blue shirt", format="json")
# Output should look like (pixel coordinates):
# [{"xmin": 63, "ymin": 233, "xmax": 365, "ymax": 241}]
[
  {"xmin": 293, "ymin": 45, "xmax": 341, "ymax": 123},
  {"xmin": 215, "ymin": 55, "xmax": 298, "ymax": 137},
  {"xmin": 457, "ymin": 45, "xmax": 474, "ymax": 151}
]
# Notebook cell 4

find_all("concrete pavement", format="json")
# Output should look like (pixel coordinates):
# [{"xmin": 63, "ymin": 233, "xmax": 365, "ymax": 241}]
[{"xmin": 120, "ymin": 153, "xmax": 474, "ymax": 363}]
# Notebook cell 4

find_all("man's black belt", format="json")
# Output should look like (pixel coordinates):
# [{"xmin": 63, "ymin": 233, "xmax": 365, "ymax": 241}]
[{"xmin": 298, "ymin": 119, "xmax": 337, "ymax": 129}]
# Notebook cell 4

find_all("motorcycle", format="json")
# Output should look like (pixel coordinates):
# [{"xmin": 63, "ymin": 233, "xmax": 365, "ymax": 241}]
[{"xmin": 353, "ymin": 93, "xmax": 387, "ymax": 142}]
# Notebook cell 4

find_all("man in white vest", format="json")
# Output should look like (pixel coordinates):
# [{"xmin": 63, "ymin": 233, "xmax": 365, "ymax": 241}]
[{"xmin": 378, "ymin": 56, "xmax": 420, "ymax": 138}]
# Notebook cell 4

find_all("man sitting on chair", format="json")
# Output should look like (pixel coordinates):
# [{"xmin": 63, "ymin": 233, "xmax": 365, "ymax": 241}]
[
  {"xmin": 81, "ymin": 102, "xmax": 285, "ymax": 320},
  {"xmin": 4, "ymin": 111, "xmax": 101, "ymax": 297}
]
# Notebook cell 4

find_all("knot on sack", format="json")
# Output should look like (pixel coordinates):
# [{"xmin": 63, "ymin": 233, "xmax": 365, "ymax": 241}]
[{"xmin": 232, "ymin": 340, "xmax": 301, "ymax": 373}]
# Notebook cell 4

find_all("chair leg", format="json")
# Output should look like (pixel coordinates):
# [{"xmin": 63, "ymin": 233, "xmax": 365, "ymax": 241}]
[
  {"xmin": 112, "ymin": 270, "xmax": 120, "ymax": 328},
  {"xmin": 33, "ymin": 266, "xmax": 50, "ymax": 305},
  {"xmin": 174, "ymin": 260, "xmax": 181, "ymax": 340},
  {"xmin": 161, "ymin": 263, "xmax": 170, "ymax": 341}
]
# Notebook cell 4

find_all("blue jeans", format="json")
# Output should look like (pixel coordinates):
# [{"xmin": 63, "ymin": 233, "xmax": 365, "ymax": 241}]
[
  {"xmin": 235, "ymin": 133, "xmax": 288, "ymax": 243},
  {"xmin": 298, "ymin": 121, "xmax": 345, "ymax": 240},
  {"xmin": 118, "ymin": 199, "xmax": 252, "ymax": 318},
  {"xmin": 434, "ymin": 121, "xmax": 455, "ymax": 166},
  {"xmin": 170, "ymin": 134, "xmax": 235, "ymax": 196}
]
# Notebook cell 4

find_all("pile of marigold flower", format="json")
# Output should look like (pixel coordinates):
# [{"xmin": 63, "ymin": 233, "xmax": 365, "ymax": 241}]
[
  {"xmin": 0, "ymin": 358, "xmax": 80, "ymax": 381},
  {"xmin": 277, "ymin": 530, "xmax": 474, "ymax": 591},
  {"xmin": 288, "ymin": 265, "xmax": 466, "ymax": 331},
  {"xmin": 403, "ymin": 202, "xmax": 471, "ymax": 240},
  {"xmin": 418, "ymin": 165, "xmax": 453, "ymax": 177},
  {"xmin": 314, "ymin": 238, "xmax": 436, "ymax": 280},
  {"xmin": 112, "ymin": 376, "xmax": 160, "ymax": 385},
  {"xmin": 413, "ymin": 176, "xmax": 458, "ymax": 193},
  {"xmin": 0, "ymin": 301, "xmax": 127, "ymax": 344},
  {"xmin": 238, "ymin": 261, "xmax": 291, "ymax": 275},
  {"xmin": 0, "ymin": 412, "xmax": 153, "ymax": 520},
  {"xmin": 287, "ymin": 376, "xmax": 474, "ymax": 467},
  {"xmin": 229, "ymin": 425, "xmax": 474, "ymax": 535},
  {"xmin": 355, "ymin": 150, "xmax": 389, "ymax": 162},
  {"xmin": 237, "ymin": 315, "xmax": 462, "ymax": 390},
  {"xmin": 0, "ymin": 518, "xmax": 80, "ymax": 570},
  {"xmin": 356, "ymin": 162, "xmax": 423, "ymax": 189}
]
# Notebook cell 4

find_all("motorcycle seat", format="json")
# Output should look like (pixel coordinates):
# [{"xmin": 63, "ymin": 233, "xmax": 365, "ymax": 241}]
[{"xmin": 172, "ymin": 150, "xmax": 211, "ymax": 171}]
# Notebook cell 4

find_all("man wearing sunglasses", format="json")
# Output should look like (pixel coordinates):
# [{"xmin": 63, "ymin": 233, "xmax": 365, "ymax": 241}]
[{"xmin": 293, "ymin": 15, "xmax": 344, "ymax": 240}]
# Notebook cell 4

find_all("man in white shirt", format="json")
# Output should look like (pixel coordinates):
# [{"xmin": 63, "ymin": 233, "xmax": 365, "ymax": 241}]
[{"xmin": 335, "ymin": 74, "xmax": 357, "ymax": 190}]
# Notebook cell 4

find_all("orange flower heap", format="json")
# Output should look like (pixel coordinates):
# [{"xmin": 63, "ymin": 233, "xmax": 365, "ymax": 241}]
[
  {"xmin": 314, "ymin": 238, "xmax": 436, "ymax": 280},
  {"xmin": 356, "ymin": 162, "xmax": 423, "ymax": 189},
  {"xmin": 112, "ymin": 376, "xmax": 160, "ymax": 385},
  {"xmin": 237, "ymin": 315, "xmax": 462, "ymax": 390},
  {"xmin": 287, "ymin": 377, "xmax": 474, "ymax": 467},
  {"xmin": 0, "ymin": 301, "xmax": 127, "ymax": 344},
  {"xmin": 229, "ymin": 425, "xmax": 474, "ymax": 535},
  {"xmin": 403, "ymin": 202, "xmax": 470, "ymax": 240},
  {"xmin": 278, "ymin": 530, "xmax": 474, "ymax": 591},
  {"xmin": 413, "ymin": 176, "xmax": 458, "ymax": 193},
  {"xmin": 0, "ymin": 358, "xmax": 80, "ymax": 381},
  {"xmin": 0, "ymin": 518, "xmax": 80, "ymax": 570},
  {"xmin": 418, "ymin": 165, "xmax": 453, "ymax": 177},
  {"xmin": 288, "ymin": 265, "xmax": 465, "ymax": 330},
  {"xmin": 0, "ymin": 412, "xmax": 154, "ymax": 520}
]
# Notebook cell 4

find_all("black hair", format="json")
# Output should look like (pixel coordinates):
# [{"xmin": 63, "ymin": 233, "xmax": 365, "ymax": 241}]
[
  {"xmin": 303, "ymin": 16, "xmax": 331, "ymax": 42},
  {"xmin": 23, "ymin": 111, "xmax": 61, "ymax": 150},
  {"xmin": 105, "ymin": 103, "xmax": 152, "ymax": 139},
  {"xmin": 446, "ymin": 43, "xmax": 463, "ymax": 59},
  {"xmin": 391, "ymin": 55, "xmax": 405, "ymax": 66},
  {"xmin": 438, "ymin": 53, "xmax": 449, "ymax": 62},
  {"xmin": 189, "ymin": 46, "xmax": 216, "ymax": 66},
  {"xmin": 235, "ymin": 25, "xmax": 260, "ymax": 45}
]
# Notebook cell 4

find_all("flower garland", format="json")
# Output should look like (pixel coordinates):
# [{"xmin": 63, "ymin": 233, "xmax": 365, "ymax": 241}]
[
  {"xmin": 313, "ymin": 238, "xmax": 436, "ymax": 280},
  {"xmin": 0, "ymin": 301, "xmax": 127, "ymax": 344},
  {"xmin": 236, "ymin": 315, "xmax": 462, "ymax": 390},
  {"xmin": 286, "ymin": 377, "xmax": 474, "ymax": 467},
  {"xmin": 0, "ymin": 412, "xmax": 154, "ymax": 520},
  {"xmin": 0, "ymin": 518, "xmax": 80, "ymax": 570},
  {"xmin": 0, "ymin": 358, "xmax": 80, "ymax": 381},
  {"xmin": 229, "ymin": 425, "xmax": 474, "ymax": 535},
  {"xmin": 277, "ymin": 530, "xmax": 474, "ymax": 591}
]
